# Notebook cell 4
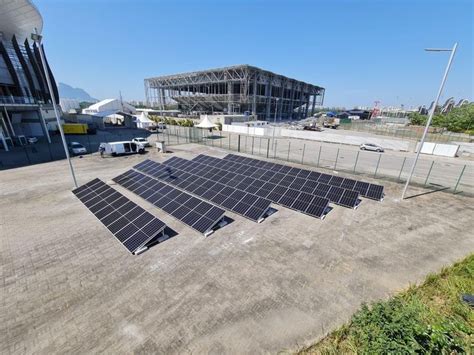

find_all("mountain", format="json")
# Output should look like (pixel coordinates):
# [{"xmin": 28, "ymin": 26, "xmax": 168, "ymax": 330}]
[{"xmin": 58, "ymin": 83, "xmax": 98, "ymax": 102}]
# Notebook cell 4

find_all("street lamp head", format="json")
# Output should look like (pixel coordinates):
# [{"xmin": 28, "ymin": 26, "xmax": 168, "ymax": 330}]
[
  {"xmin": 425, "ymin": 48, "xmax": 452, "ymax": 52},
  {"xmin": 31, "ymin": 33, "xmax": 42, "ymax": 42},
  {"xmin": 31, "ymin": 27, "xmax": 42, "ymax": 43}
]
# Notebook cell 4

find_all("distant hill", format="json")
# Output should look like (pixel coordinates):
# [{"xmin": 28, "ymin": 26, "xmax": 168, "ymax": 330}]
[{"xmin": 58, "ymin": 83, "xmax": 98, "ymax": 102}]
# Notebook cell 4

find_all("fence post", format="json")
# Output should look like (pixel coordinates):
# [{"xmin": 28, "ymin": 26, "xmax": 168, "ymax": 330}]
[
  {"xmin": 266, "ymin": 138, "xmax": 270, "ymax": 158},
  {"xmin": 453, "ymin": 165, "xmax": 466, "ymax": 193},
  {"xmin": 177, "ymin": 127, "xmax": 180, "ymax": 144},
  {"xmin": 374, "ymin": 154, "xmax": 382, "ymax": 177},
  {"xmin": 237, "ymin": 135, "xmax": 241, "ymax": 152},
  {"xmin": 301, "ymin": 143, "xmax": 306, "ymax": 164},
  {"xmin": 228, "ymin": 133, "xmax": 231, "ymax": 150},
  {"xmin": 353, "ymin": 151, "xmax": 360, "ymax": 173},
  {"xmin": 398, "ymin": 157, "xmax": 407, "ymax": 181},
  {"xmin": 274, "ymin": 140, "xmax": 278, "ymax": 159},
  {"xmin": 220, "ymin": 130, "xmax": 223, "ymax": 147},
  {"xmin": 251, "ymin": 136, "xmax": 255, "ymax": 155},
  {"xmin": 334, "ymin": 148, "xmax": 340, "ymax": 170},
  {"xmin": 287, "ymin": 141, "xmax": 291, "ymax": 161},
  {"xmin": 424, "ymin": 161, "xmax": 435, "ymax": 186},
  {"xmin": 317, "ymin": 145, "xmax": 322, "ymax": 167},
  {"xmin": 258, "ymin": 138, "xmax": 262, "ymax": 156}
]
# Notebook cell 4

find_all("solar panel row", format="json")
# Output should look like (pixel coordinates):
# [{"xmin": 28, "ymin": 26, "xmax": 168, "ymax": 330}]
[
  {"xmin": 189, "ymin": 155, "xmax": 367, "ymax": 206},
  {"xmin": 171, "ymin": 155, "xmax": 357, "ymax": 210},
  {"xmin": 220, "ymin": 153, "xmax": 384, "ymax": 201},
  {"xmin": 112, "ymin": 170, "xmax": 225, "ymax": 236},
  {"xmin": 160, "ymin": 157, "xmax": 331, "ymax": 219},
  {"xmin": 184, "ymin": 155, "xmax": 360, "ymax": 208},
  {"xmin": 133, "ymin": 160, "xmax": 272, "ymax": 222},
  {"xmin": 72, "ymin": 178, "xmax": 166, "ymax": 254}
]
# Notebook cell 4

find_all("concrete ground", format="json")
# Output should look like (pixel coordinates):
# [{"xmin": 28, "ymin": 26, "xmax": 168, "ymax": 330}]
[{"xmin": 1, "ymin": 144, "xmax": 473, "ymax": 354}]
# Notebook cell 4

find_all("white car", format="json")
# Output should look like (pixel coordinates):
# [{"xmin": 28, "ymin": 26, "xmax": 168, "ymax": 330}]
[
  {"xmin": 27, "ymin": 136, "xmax": 38, "ymax": 144},
  {"xmin": 68, "ymin": 142, "xmax": 87, "ymax": 155},
  {"xmin": 132, "ymin": 137, "xmax": 151, "ymax": 147},
  {"xmin": 360, "ymin": 143, "xmax": 384, "ymax": 152}
]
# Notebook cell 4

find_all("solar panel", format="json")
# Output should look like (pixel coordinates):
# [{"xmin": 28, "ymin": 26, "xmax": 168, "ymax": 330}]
[
  {"xmin": 366, "ymin": 184, "xmax": 384, "ymax": 201},
  {"xmin": 189, "ymin": 156, "xmax": 331, "ymax": 218},
  {"xmin": 113, "ymin": 169, "xmax": 225, "ymax": 236},
  {"xmin": 72, "ymin": 179, "xmax": 166, "ymax": 254},
  {"xmin": 222, "ymin": 154, "xmax": 383, "ymax": 202}
]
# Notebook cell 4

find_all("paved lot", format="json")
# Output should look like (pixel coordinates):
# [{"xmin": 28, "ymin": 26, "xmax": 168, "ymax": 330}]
[{"xmin": 1, "ymin": 144, "xmax": 473, "ymax": 354}]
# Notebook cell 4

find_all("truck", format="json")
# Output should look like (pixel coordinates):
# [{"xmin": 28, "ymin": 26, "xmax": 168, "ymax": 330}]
[
  {"xmin": 323, "ymin": 117, "xmax": 340, "ymax": 129},
  {"xmin": 98, "ymin": 141, "xmax": 146, "ymax": 156},
  {"xmin": 62, "ymin": 123, "xmax": 88, "ymax": 135}
]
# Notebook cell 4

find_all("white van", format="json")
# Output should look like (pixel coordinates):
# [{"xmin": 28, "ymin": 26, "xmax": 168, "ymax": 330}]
[{"xmin": 99, "ymin": 141, "xmax": 146, "ymax": 156}]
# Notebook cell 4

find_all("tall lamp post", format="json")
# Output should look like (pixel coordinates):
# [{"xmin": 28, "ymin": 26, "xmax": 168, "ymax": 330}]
[
  {"xmin": 401, "ymin": 43, "xmax": 457, "ymax": 199},
  {"xmin": 31, "ymin": 29, "xmax": 78, "ymax": 188},
  {"xmin": 272, "ymin": 98, "xmax": 280, "ymax": 149}
]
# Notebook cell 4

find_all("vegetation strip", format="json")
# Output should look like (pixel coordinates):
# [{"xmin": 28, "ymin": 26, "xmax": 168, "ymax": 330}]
[{"xmin": 300, "ymin": 254, "xmax": 474, "ymax": 354}]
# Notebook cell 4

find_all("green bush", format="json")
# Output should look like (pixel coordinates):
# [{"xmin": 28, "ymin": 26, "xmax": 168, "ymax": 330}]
[{"xmin": 409, "ymin": 104, "xmax": 474, "ymax": 133}]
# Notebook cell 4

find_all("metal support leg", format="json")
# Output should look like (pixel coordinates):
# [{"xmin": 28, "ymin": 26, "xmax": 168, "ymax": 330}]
[{"xmin": 453, "ymin": 165, "xmax": 466, "ymax": 193}]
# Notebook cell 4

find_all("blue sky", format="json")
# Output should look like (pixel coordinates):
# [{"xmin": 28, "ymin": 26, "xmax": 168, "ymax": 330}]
[{"xmin": 36, "ymin": 0, "xmax": 473, "ymax": 108}]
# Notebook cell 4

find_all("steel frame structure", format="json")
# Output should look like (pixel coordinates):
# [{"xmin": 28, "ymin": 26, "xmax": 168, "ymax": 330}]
[{"xmin": 145, "ymin": 65, "xmax": 325, "ymax": 120}]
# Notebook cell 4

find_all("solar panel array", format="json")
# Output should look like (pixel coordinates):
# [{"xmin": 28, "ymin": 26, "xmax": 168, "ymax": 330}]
[
  {"xmin": 133, "ymin": 159, "xmax": 271, "ymax": 222},
  {"xmin": 184, "ymin": 155, "xmax": 360, "ymax": 208},
  {"xmin": 113, "ymin": 170, "xmax": 225, "ymax": 236},
  {"xmin": 161, "ymin": 156, "xmax": 331, "ymax": 219},
  {"xmin": 221, "ymin": 154, "xmax": 385, "ymax": 201},
  {"xmin": 72, "ymin": 178, "xmax": 166, "ymax": 254}
]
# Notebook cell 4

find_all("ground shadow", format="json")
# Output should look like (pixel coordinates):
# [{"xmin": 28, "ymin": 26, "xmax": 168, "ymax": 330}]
[{"xmin": 404, "ymin": 186, "xmax": 450, "ymax": 199}]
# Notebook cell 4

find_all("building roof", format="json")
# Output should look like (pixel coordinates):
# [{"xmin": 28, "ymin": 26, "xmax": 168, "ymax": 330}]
[
  {"xmin": 146, "ymin": 64, "xmax": 323, "ymax": 89},
  {"xmin": 85, "ymin": 98, "xmax": 117, "ymax": 111},
  {"xmin": 0, "ymin": 0, "xmax": 43, "ymax": 42}
]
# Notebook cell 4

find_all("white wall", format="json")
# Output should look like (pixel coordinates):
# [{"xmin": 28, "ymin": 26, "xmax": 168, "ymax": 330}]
[
  {"xmin": 416, "ymin": 142, "xmax": 459, "ymax": 157},
  {"xmin": 280, "ymin": 129, "xmax": 411, "ymax": 151},
  {"xmin": 223, "ymin": 124, "xmax": 266, "ymax": 136}
]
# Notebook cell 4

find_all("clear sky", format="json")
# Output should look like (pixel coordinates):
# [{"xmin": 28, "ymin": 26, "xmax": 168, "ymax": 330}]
[{"xmin": 36, "ymin": 0, "xmax": 473, "ymax": 108}]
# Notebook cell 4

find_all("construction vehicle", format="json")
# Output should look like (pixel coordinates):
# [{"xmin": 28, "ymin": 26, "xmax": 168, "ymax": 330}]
[{"xmin": 323, "ymin": 117, "xmax": 340, "ymax": 129}]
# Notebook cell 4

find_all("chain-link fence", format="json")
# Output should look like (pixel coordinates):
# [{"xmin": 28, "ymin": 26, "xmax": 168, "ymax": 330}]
[
  {"xmin": 160, "ymin": 125, "xmax": 473, "ymax": 196},
  {"xmin": 2, "ymin": 125, "xmax": 472, "ymax": 195}
]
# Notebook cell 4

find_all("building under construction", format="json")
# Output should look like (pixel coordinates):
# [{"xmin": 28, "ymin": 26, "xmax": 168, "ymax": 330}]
[{"xmin": 144, "ymin": 65, "xmax": 325, "ymax": 120}]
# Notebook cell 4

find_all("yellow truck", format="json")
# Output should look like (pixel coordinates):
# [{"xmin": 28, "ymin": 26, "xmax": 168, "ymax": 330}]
[{"xmin": 62, "ymin": 123, "xmax": 88, "ymax": 135}]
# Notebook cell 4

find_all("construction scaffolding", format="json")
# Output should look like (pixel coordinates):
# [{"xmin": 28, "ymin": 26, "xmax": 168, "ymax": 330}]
[{"xmin": 145, "ymin": 65, "xmax": 325, "ymax": 120}]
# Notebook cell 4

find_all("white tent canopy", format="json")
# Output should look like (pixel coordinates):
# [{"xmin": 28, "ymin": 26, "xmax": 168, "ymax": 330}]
[
  {"xmin": 135, "ymin": 112, "xmax": 154, "ymax": 129},
  {"xmin": 195, "ymin": 115, "xmax": 217, "ymax": 129}
]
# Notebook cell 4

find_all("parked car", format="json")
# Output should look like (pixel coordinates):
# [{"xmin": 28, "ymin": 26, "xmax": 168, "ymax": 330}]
[
  {"xmin": 99, "ymin": 141, "xmax": 146, "ymax": 156},
  {"xmin": 360, "ymin": 143, "xmax": 384, "ymax": 152},
  {"xmin": 68, "ymin": 142, "xmax": 87, "ymax": 155},
  {"xmin": 27, "ymin": 136, "xmax": 38, "ymax": 144},
  {"xmin": 132, "ymin": 137, "xmax": 151, "ymax": 147}
]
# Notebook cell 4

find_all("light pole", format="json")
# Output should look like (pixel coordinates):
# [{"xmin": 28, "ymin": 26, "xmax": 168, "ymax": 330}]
[
  {"xmin": 401, "ymin": 43, "xmax": 457, "ymax": 199},
  {"xmin": 272, "ymin": 98, "xmax": 280, "ymax": 148},
  {"xmin": 32, "ymin": 29, "xmax": 78, "ymax": 188}
]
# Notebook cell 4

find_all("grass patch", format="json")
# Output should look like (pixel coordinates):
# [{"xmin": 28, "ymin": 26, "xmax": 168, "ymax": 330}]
[{"xmin": 300, "ymin": 254, "xmax": 474, "ymax": 354}]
